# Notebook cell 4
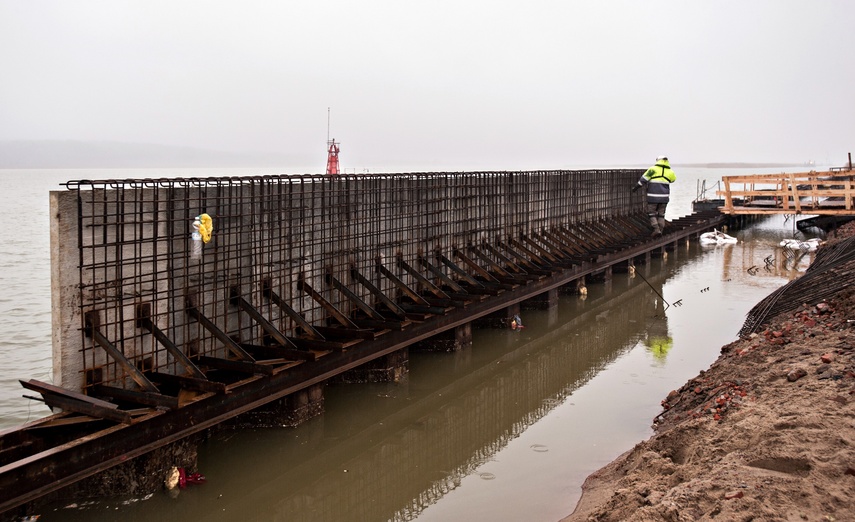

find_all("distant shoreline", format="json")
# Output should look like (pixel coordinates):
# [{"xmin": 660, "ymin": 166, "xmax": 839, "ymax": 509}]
[
  {"xmin": 0, "ymin": 140, "xmax": 820, "ymax": 171},
  {"xmin": 680, "ymin": 162, "xmax": 814, "ymax": 169}
]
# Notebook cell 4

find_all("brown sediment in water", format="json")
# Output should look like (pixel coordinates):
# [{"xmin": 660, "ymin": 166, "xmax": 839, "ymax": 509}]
[{"xmin": 562, "ymin": 222, "xmax": 855, "ymax": 522}]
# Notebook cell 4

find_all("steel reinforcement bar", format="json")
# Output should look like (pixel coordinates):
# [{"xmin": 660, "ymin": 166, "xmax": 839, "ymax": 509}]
[{"xmin": 0, "ymin": 169, "xmax": 732, "ymax": 515}]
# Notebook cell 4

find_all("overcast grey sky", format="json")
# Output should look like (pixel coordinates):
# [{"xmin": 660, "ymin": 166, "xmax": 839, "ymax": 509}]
[{"xmin": 1, "ymin": 1, "xmax": 853, "ymax": 172}]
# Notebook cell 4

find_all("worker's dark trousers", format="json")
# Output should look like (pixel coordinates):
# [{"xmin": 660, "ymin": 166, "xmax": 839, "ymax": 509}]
[{"xmin": 647, "ymin": 202, "xmax": 667, "ymax": 234}]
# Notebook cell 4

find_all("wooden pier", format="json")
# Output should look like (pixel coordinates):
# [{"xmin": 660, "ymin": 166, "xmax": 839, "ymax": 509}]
[{"xmin": 718, "ymin": 170, "xmax": 855, "ymax": 215}]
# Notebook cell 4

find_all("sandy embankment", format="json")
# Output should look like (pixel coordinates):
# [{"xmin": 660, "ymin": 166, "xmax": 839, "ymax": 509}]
[{"xmin": 562, "ymin": 224, "xmax": 855, "ymax": 522}]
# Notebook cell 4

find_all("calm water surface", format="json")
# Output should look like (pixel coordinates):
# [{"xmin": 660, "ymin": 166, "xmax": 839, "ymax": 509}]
[{"xmin": 0, "ymin": 167, "xmax": 818, "ymax": 521}]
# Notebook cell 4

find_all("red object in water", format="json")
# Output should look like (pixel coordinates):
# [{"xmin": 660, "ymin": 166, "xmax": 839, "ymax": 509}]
[
  {"xmin": 186, "ymin": 472, "xmax": 207, "ymax": 485},
  {"xmin": 326, "ymin": 139, "xmax": 340, "ymax": 175},
  {"xmin": 177, "ymin": 467, "xmax": 207, "ymax": 488}
]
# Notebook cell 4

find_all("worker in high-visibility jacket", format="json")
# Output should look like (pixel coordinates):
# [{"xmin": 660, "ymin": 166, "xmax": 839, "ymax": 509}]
[{"xmin": 633, "ymin": 156, "xmax": 677, "ymax": 236}]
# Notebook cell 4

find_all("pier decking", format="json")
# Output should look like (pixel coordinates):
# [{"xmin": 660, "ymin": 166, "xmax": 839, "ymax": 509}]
[{"xmin": 718, "ymin": 170, "xmax": 855, "ymax": 215}]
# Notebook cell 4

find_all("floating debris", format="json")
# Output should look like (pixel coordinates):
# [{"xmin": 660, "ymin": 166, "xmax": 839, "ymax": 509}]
[
  {"xmin": 779, "ymin": 237, "xmax": 822, "ymax": 252},
  {"xmin": 700, "ymin": 229, "xmax": 738, "ymax": 246}
]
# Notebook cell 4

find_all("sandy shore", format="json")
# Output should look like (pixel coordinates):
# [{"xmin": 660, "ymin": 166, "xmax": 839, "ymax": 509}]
[{"xmin": 561, "ymin": 224, "xmax": 855, "ymax": 521}]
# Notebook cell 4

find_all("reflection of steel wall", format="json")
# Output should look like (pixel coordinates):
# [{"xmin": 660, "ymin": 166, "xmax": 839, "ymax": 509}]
[
  {"xmin": 216, "ymin": 282, "xmax": 658, "ymax": 522},
  {"xmin": 50, "ymin": 171, "xmax": 641, "ymax": 392}
]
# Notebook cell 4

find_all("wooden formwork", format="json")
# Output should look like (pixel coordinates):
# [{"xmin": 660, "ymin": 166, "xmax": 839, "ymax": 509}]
[{"xmin": 718, "ymin": 170, "xmax": 855, "ymax": 215}]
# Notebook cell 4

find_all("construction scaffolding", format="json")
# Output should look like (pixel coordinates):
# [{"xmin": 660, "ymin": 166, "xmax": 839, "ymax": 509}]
[{"xmin": 718, "ymin": 170, "xmax": 855, "ymax": 215}]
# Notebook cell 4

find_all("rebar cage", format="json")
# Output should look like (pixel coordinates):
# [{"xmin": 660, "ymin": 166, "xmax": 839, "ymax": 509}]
[{"xmin": 59, "ymin": 170, "xmax": 642, "ymax": 392}]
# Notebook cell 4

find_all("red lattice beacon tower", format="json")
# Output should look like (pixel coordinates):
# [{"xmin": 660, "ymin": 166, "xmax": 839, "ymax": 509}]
[{"xmin": 326, "ymin": 139, "xmax": 340, "ymax": 175}]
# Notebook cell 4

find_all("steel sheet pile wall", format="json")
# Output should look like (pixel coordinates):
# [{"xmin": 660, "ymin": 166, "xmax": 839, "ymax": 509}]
[{"xmin": 50, "ymin": 170, "xmax": 641, "ymax": 393}]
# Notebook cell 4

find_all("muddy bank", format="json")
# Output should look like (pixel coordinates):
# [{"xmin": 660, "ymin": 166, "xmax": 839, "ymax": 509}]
[{"xmin": 562, "ymin": 225, "xmax": 855, "ymax": 521}]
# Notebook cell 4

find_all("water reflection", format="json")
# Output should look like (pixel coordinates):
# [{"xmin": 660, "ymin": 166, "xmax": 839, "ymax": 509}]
[
  {"xmin": 37, "ymin": 217, "xmax": 820, "ymax": 522},
  {"xmin": 39, "ymin": 258, "xmax": 676, "ymax": 522}
]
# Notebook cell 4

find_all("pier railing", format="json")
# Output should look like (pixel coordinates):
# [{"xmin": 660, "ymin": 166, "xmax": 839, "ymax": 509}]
[{"xmin": 718, "ymin": 171, "xmax": 855, "ymax": 214}]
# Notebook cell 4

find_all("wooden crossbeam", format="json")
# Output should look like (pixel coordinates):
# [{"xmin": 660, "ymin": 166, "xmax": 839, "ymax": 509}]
[{"xmin": 717, "ymin": 171, "xmax": 855, "ymax": 215}]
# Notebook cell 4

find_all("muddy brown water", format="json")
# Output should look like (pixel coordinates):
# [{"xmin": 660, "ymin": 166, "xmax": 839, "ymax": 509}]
[
  {"xmin": 34, "ymin": 214, "xmax": 818, "ymax": 522},
  {"xmin": 0, "ymin": 167, "xmax": 817, "ymax": 521}
]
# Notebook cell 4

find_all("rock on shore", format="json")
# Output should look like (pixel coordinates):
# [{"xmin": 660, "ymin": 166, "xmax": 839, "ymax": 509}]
[{"xmin": 563, "ymin": 225, "xmax": 855, "ymax": 522}]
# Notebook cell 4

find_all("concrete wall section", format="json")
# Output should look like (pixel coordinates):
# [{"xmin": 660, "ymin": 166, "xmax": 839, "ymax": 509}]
[{"xmin": 51, "ymin": 171, "xmax": 643, "ymax": 392}]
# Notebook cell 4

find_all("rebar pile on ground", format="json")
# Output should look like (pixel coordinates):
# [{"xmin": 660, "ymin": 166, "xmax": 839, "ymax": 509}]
[{"xmin": 739, "ymin": 235, "xmax": 855, "ymax": 337}]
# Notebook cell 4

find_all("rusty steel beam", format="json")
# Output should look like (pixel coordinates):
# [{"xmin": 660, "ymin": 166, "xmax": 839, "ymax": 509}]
[
  {"xmin": 197, "ymin": 355, "xmax": 275, "ymax": 376},
  {"xmin": 328, "ymin": 274, "xmax": 386, "ymax": 321},
  {"xmin": 148, "ymin": 372, "xmax": 226, "ymax": 395},
  {"xmin": 232, "ymin": 293, "xmax": 300, "ymax": 350},
  {"xmin": 452, "ymin": 248, "xmax": 510, "ymax": 289},
  {"xmin": 1, "ymin": 208, "xmax": 728, "ymax": 515},
  {"xmin": 299, "ymin": 280, "xmax": 360, "ymax": 330},
  {"xmin": 479, "ymin": 242, "xmax": 532, "ymax": 277},
  {"xmin": 398, "ymin": 258, "xmax": 450, "ymax": 299},
  {"xmin": 83, "ymin": 313, "xmax": 160, "ymax": 394},
  {"xmin": 463, "ymin": 245, "xmax": 511, "ymax": 279},
  {"xmin": 186, "ymin": 305, "xmax": 254, "ymax": 362},
  {"xmin": 137, "ymin": 305, "xmax": 206, "ymax": 380},
  {"xmin": 92, "ymin": 385, "xmax": 179, "ymax": 411},
  {"xmin": 350, "ymin": 266, "xmax": 408, "ymax": 320},
  {"xmin": 376, "ymin": 262, "xmax": 433, "ymax": 306},
  {"xmin": 263, "ymin": 281, "xmax": 325, "ymax": 341},
  {"xmin": 240, "ymin": 343, "xmax": 317, "ymax": 362}
]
